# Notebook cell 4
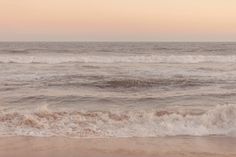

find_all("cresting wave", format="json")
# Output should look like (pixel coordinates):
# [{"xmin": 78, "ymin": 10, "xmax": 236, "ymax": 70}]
[
  {"xmin": 0, "ymin": 104, "xmax": 236, "ymax": 138},
  {"xmin": 1, "ymin": 54, "xmax": 236, "ymax": 64}
]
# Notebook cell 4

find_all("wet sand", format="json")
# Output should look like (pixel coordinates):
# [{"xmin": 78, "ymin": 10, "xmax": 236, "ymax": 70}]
[{"xmin": 0, "ymin": 136, "xmax": 235, "ymax": 157}]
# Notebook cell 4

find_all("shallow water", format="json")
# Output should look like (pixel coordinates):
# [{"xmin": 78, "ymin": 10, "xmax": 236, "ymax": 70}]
[{"xmin": 0, "ymin": 42, "xmax": 236, "ymax": 137}]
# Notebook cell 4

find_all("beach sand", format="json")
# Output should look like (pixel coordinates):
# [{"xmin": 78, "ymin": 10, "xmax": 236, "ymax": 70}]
[{"xmin": 0, "ymin": 136, "xmax": 235, "ymax": 157}]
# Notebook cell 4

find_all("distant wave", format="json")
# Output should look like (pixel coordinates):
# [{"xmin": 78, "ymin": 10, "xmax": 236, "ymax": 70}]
[
  {"xmin": 0, "ymin": 104, "xmax": 236, "ymax": 137},
  {"xmin": 1, "ymin": 55, "xmax": 236, "ymax": 64},
  {"xmin": 92, "ymin": 78, "xmax": 208, "ymax": 89}
]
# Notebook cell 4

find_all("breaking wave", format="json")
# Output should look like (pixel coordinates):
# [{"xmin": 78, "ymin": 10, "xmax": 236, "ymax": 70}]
[
  {"xmin": 1, "ymin": 55, "xmax": 236, "ymax": 64},
  {"xmin": 0, "ymin": 104, "xmax": 236, "ymax": 138}
]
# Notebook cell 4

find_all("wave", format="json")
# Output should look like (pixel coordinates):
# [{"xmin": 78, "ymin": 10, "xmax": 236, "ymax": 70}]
[
  {"xmin": 0, "ymin": 104, "xmax": 236, "ymax": 138},
  {"xmin": 92, "ymin": 78, "xmax": 207, "ymax": 89},
  {"xmin": 1, "ymin": 55, "xmax": 236, "ymax": 64}
]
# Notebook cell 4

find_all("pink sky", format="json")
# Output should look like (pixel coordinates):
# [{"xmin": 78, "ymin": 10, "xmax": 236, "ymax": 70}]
[{"xmin": 1, "ymin": 0, "xmax": 236, "ymax": 41}]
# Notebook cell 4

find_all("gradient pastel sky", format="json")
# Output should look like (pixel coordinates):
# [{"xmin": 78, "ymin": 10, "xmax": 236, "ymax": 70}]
[{"xmin": 1, "ymin": 0, "xmax": 236, "ymax": 41}]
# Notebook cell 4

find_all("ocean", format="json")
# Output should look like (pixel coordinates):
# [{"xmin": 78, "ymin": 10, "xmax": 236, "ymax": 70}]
[{"xmin": 0, "ymin": 42, "xmax": 236, "ymax": 138}]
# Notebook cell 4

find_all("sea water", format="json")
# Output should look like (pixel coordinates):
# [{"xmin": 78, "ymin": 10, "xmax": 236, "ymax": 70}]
[{"xmin": 0, "ymin": 42, "xmax": 236, "ymax": 137}]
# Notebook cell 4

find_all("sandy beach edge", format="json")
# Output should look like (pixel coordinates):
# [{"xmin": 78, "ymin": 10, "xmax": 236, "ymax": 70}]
[{"xmin": 0, "ymin": 136, "xmax": 235, "ymax": 157}]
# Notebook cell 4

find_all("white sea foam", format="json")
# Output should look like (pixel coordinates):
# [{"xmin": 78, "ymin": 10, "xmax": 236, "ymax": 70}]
[
  {"xmin": 0, "ymin": 104, "xmax": 236, "ymax": 138},
  {"xmin": 1, "ymin": 54, "xmax": 236, "ymax": 64}
]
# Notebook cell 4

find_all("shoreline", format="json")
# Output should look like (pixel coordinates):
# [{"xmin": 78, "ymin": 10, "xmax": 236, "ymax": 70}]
[{"xmin": 0, "ymin": 136, "xmax": 235, "ymax": 157}]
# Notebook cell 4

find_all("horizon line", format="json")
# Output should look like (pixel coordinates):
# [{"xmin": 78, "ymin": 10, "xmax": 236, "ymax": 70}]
[{"xmin": 0, "ymin": 40, "xmax": 236, "ymax": 43}]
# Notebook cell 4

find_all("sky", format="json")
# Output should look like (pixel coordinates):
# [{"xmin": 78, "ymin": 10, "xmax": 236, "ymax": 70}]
[{"xmin": 0, "ymin": 0, "xmax": 236, "ymax": 41}]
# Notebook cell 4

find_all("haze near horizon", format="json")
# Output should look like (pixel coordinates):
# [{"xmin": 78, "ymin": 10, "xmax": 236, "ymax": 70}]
[{"xmin": 0, "ymin": 0, "xmax": 236, "ymax": 41}]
